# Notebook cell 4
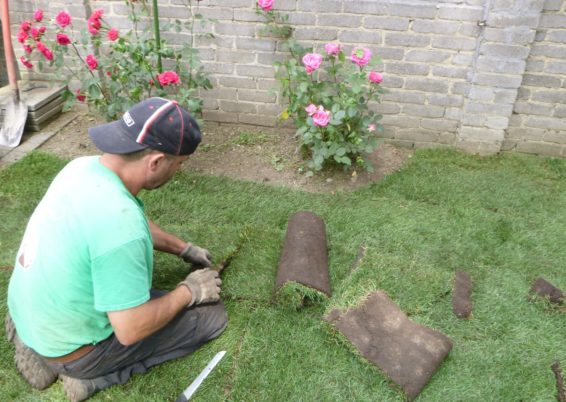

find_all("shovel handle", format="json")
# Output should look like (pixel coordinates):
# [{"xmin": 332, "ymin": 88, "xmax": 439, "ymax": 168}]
[{"xmin": 1, "ymin": 0, "xmax": 19, "ymax": 92}]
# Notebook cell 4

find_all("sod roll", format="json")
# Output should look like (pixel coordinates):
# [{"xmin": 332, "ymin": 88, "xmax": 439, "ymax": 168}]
[{"xmin": 275, "ymin": 211, "xmax": 331, "ymax": 307}]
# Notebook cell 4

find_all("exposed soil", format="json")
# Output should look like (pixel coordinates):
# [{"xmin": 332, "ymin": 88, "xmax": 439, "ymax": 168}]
[{"xmin": 39, "ymin": 110, "xmax": 413, "ymax": 193}]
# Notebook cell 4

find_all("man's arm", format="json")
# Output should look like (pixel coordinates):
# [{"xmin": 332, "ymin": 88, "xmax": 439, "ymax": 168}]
[
  {"xmin": 107, "ymin": 286, "xmax": 191, "ymax": 346},
  {"xmin": 148, "ymin": 219, "xmax": 186, "ymax": 254}
]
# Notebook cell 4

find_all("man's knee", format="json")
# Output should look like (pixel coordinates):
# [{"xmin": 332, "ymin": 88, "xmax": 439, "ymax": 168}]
[{"xmin": 195, "ymin": 300, "xmax": 228, "ymax": 341}]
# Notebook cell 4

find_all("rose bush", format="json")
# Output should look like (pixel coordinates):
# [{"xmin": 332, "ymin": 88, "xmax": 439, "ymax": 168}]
[
  {"xmin": 257, "ymin": 1, "xmax": 386, "ymax": 174},
  {"xmin": 18, "ymin": 1, "xmax": 211, "ymax": 121}
]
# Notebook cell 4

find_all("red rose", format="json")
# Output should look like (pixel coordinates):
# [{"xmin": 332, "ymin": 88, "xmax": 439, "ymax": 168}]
[
  {"xmin": 56, "ymin": 33, "xmax": 71, "ymax": 45},
  {"xmin": 85, "ymin": 54, "xmax": 98, "ymax": 70},
  {"xmin": 75, "ymin": 89, "xmax": 86, "ymax": 102},
  {"xmin": 23, "ymin": 44, "xmax": 33, "ymax": 54},
  {"xmin": 20, "ymin": 56, "xmax": 33, "ymax": 69},
  {"xmin": 42, "ymin": 47, "xmax": 53, "ymax": 61},
  {"xmin": 20, "ymin": 21, "xmax": 31, "ymax": 32},
  {"xmin": 31, "ymin": 28, "xmax": 40, "ymax": 40},
  {"xmin": 107, "ymin": 28, "xmax": 119, "ymax": 41},
  {"xmin": 36, "ymin": 41, "xmax": 46, "ymax": 52},
  {"xmin": 17, "ymin": 30, "xmax": 28, "ymax": 43},
  {"xmin": 33, "ymin": 9, "xmax": 43, "ymax": 22},
  {"xmin": 55, "ymin": 11, "xmax": 72, "ymax": 28},
  {"xmin": 156, "ymin": 71, "xmax": 180, "ymax": 86}
]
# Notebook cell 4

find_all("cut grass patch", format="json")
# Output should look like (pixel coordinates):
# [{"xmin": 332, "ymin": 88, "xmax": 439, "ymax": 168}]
[{"xmin": 0, "ymin": 149, "xmax": 565, "ymax": 401}]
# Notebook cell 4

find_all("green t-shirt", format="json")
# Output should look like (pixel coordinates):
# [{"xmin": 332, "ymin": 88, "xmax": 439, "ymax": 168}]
[{"xmin": 7, "ymin": 156, "xmax": 153, "ymax": 357}]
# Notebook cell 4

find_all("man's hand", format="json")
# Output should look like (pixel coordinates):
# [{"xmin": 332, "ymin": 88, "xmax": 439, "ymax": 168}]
[
  {"xmin": 179, "ymin": 243, "xmax": 212, "ymax": 267},
  {"xmin": 178, "ymin": 268, "xmax": 222, "ymax": 306}
]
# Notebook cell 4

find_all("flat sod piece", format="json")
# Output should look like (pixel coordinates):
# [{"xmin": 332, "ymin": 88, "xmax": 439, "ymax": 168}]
[
  {"xmin": 274, "ymin": 211, "xmax": 331, "ymax": 307},
  {"xmin": 552, "ymin": 361, "xmax": 566, "ymax": 402},
  {"xmin": 530, "ymin": 277, "xmax": 564, "ymax": 305},
  {"xmin": 452, "ymin": 270, "xmax": 473, "ymax": 319},
  {"xmin": 325, "ymin": 291, "xmax": 453, "ymax": 401}
]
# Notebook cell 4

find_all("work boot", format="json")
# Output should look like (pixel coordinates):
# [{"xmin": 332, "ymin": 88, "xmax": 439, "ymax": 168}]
[
  {"xmin": 61, "ymin": 375, "xmax": 97, "ymax": 402},
  {"xmin": 7, "ymin": 313, "xmax": 58, "ymax": 390}
]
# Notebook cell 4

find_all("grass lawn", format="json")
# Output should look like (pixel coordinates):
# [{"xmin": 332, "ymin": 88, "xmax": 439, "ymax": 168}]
[{"xmin": 1, "ymin": 149, "xmax": 565, "ymax": 401}]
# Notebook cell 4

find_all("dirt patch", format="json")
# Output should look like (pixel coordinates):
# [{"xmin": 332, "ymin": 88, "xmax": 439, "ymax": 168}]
[{"xmin": 39, "ymin": 111, "xmax": 413, "ymax": 193}]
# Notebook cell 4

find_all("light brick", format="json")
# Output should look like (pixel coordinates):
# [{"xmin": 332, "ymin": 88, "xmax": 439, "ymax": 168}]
[
  {"xmin": 539, "ymin": 14, "xmax": 566, "ymax": 29},
  {"xmin": 466, "ymin": 101, "xmax": 514, "ymax": 116},
  {"xmin": 513, "ymin": 101, "xmax": 554, "ymax": 116},
  {"xmin": 437, "ymin": 4, "xmax": 484, "ymax": 21},
  {"xmin": 525, "ymin": 116, "xmax": 566, "ymax": 130},
  {"xmin": 235, "ymin": 37, "xmax": 275, "ymax": 51},
  {"xmin": 378, "ymin": 48, "xmax": 405, "ymax": 61},
  {"xmin": 405, "ymin": 50, "xmax": 451, "ymax": 63},
  {"xmin": 459, "ymin": 126, "xmax": 505, "ymax": 142},
  {"xmin": 388, "ymin": 4, "xmax": 437, "ymax": 19},
  {"xmin": 516, "ymin": 141, "xmax": 564, "ymax": 156},
  {"xmin": 405, "ymin": 78, "xmax": 450, "ymax": 93},
  {"xmin": 474, "ymin": 73, "xmax": 524, "ymax": 89},
  {"xmin": 547, "ymin": 61, "xmax": 566, "ymax": 74},
  {"xmin": 318, "ymin": 14, "xmax": 362, "ymax": 28},
  {"xmin": 487, "ymin": 13, "xmax": 540, "ymax": 28},
  {"xmin": 385, "ymin": 62, "xmax": 429, "ymax": 76},
  {"xmin": 219, "ymin": 100, "xmax": 257, "ymax": 114},
  {"xmin": 385, "ymin": 33, "xmax": 430, "ymax": 47},
  {"xmin": 396, "ymin": 128, "xmax": 440, "ymax": 143},
  {"xmin": 411, "ymin": 20, "xmax": 459, "ymax": 35},
  {"xmin": 287, "ymin": 12, "xmax": 317, "ymax": 26},
  {"xmin": 432, "ymin": 36, "xmax": 477, "ymax": 51},
  {"xmin": 543, "ymin": 131, "xmax": 566, "ymax": 144},
  {"xmin": 238, "ymin": 89, "xmax": 276, "ymax": 103},
  {"xmin": 217, "ymin": 50, "xmax": 256, "ymax": 64},
  {"xmin": 480, "ymin": 43, "xmax": 531, "ymax": 59},
  {"xmin": 505, "ymin": 127, "xmax": 546, "ymax": 141},
  {"xmin": 214, "ymin": 23, "xmax": 256, "ymax": 37},
  {"xmin": 532, "ymin": 90, "xmax": 566, "ymax": 103},
  {"xmin": 293, "ymin": 28, "xmax": 338, "ymax": 41},
  {"xmin": 381, "ymin": 115, "xmax": 420, "ymax": 128},
  {"xmin": 382, "ymin": 90, "xmax": 426, "ymax": 105},
  {"xmin": 402, "ymin": 104, "xmax": 445, "ymax": 118},
  {"xmin": 338, "ymin": 30, "xmax": 382, "ymax": 44},
  {"xmin": 476, "ymin": 57, "xmax": 526, "ymax": 74},
  {"xmin": 297, "ymin": 0, "xmax": 341, "ymax": 12},
  {"xmin": 239, "ymin": 113, "xmax": 278, "ymax": 127},
  {"xmin": 219, "ymin": 76, "xmax": 257, "ymax": 89},
  {"xmin": 494, "ymin": 89, "xmax": 518, "ymax": 104},
  {"xmin": 428, "ymin": 94, "xmax": 464, "ymax": 107},
  {"xmin": 432, "ymin": 66, "xmax": 468, "ymax": 79},
  {"xmin": 554, "ymin": 106, "xmax": 566, "ymax": 118},
  {"xmin": 203, "ymin": 110, "xmax": 239, "ymax": 123},
  {"xmin": 343, "ymin": 1, "xmax": 389, "ymax": 14},
  {"xmin": 420, "ymin": 118, "xmax": 459, "ymax": 132},
  {"xmin": 364, "ymin": 17, "xmax": 410, "ymax": 31},
  {"xmin": 546, "ymin": 30, "xmax": 566, "ymax": 43},
  {"xmin": 483, "ymin": 27, "xmax": 536, "ymax": 45},
  {"xmin": 235, "ymin": 64, "xmax": 274, "ymax": 78}
]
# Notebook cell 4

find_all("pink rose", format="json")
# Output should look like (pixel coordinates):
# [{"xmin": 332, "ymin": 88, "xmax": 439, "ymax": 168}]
[
  {"xmin": 88, "ymin": 26, "xmax": 99, "ymax": 35},
  {"xmin": 305, "ymin": 104, "xmax": 317, "ymax": 116},
  {"xmin": 56, "ymin": 11, "xmax": 72, "ymax": 28},
  {"xmin": 42, "ymin": 47, "xmax": 53, "ymax": 61},
  {"xmin": 85, "ymin": 54, "xmax": 98, "ymax": 70},
  {"xmin": 368, "ymin": 124, "xmax": 376, "ymax": 132},
  {"xmin": 368, "ymin": 71, "xmax": 383, "ymax": 84},
  {"xmin": 312, "ymin": 106, "xmax": 330, "ymax": 127},
  {"xmin": 34, "ymin": 9, "xmax": 43, "ymax": 22},
  {"xmin": 39, "ymin": 26, "xmax": 46, "ymax": 34},
  {"xmin": 302, "ymin": 53, "xmax": 323, "ymax": 74},
  {"xmin": 91, "ymin": 9, "xmax": 104, "ymax": 19},
  {"xmin": 35, "ymin": 41, "xmax": 46, "ymax": 52},
  {"xmin": 31, "ymin": 28, "xmax": 40, "ymax": 40},
  {"xmin": 17, "ymin": 30, "xmax": 28, "ymax": 43},
  {"xmin": 56, "ymin": 33, "xmax": 71, "ymax": 45},
  {"xmin": 257, "ymin": 0, "xmax": 273, "ymax": 11},
  {"xmin": 350, "ymin": 47, "xmax": 371, "ymax": 66},
  {"xmin": 107, "ymin": 28, "xmax": 119, "ymax": 41},
  {"xmin": 157, "ymin": 71, "xmax": 180, "ymax": 86},
  {"xmin": 20, "ymin": 56, "xmax": 33, "ymax": 69},
  {"xmin": 23, "ymin": 44, "xmax": 33, "ymax": 54},
  {"xmin": 20, "ymin": 21, "xmax": 31, "ymax": 32},
  {"xmin": 324, "ymin": 43, "xmax": 341, "ymax": 56},
  {"xmin": 75, "ymin": 89, "xmax": 86, "ymax": 102}
]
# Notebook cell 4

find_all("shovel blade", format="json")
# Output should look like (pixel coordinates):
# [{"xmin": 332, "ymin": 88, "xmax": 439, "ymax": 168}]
[{"xmin": 0, "ymin": 100, "xmax": 28, "ymax": 148}]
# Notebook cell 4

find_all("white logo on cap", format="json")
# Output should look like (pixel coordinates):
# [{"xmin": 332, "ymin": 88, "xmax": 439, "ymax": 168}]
[{"xmin": 123, "ymin": 112, "xmax": 135, "ymax": 127}]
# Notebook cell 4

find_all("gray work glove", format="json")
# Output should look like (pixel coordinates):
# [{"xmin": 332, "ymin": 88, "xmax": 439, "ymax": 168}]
[
  {"xmin": 179, "ymin": 243, "xmax": 212, "ymax": 267},
  {"xmin": 178, "ymin": 268, "xmax": 222, "ymax": 307}
]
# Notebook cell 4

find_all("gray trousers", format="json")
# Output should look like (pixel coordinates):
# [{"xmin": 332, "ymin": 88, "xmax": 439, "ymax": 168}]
[{"xmin": 44, "ymin": 290, "xmax": 228, "ymax": 392}]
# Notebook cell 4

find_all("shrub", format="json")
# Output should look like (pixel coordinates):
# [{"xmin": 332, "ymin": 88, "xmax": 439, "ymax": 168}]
[
  {"xmin": 257, "ymin": 2, "xmax": 386, "ymax": 174},
  {"xmin": 17, "ymin": 1, "xmax": 212, "ymax": 121}
]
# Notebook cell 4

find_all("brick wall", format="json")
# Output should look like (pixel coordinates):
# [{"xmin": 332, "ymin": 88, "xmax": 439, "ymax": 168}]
[
  {"xmin": 503, "ymin": 0, "xmax": 566, "ymax": 157},
  {"xmin": 10, "ymin": 0, "xmax": 566, "ymax": 158}
]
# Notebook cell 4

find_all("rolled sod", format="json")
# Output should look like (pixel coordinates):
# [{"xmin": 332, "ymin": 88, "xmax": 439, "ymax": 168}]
[
  {"xmin": 452, "ymin": 270, "xmax": 473, "ymax": 319},
  {"xmin": 530, "ymin": 277, "xmax": 564, "ymax": 305},
  {"xmin": 275, "ymin": 211, "xmax": 331, "ymax": 308},
  {"xmin": 325, "ymin": 291, "xmax": 453, "ymax": 401}
]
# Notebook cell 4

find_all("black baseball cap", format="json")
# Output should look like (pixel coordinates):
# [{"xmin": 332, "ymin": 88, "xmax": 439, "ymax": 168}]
[{"xmin": 88, "ymin": 97, "xmax": 202, "ymax": 155}]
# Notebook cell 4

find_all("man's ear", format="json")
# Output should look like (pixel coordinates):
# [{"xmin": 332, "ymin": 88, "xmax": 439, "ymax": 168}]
[{"xmin": 147, "ymin": 152, "xmax": 166, "ymax": 172}]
